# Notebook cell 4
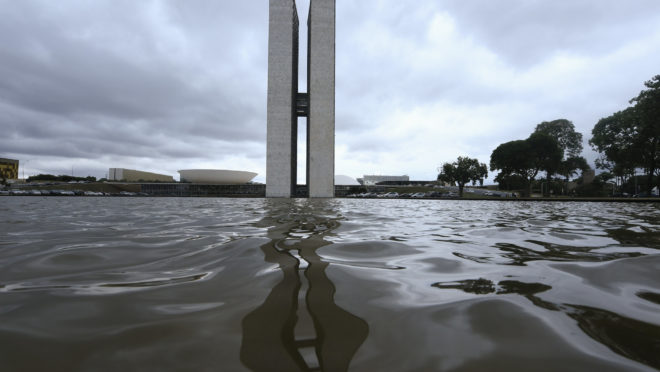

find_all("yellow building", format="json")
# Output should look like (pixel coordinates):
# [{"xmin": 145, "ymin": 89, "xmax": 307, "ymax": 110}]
[{"xmin": 0, "ymin": 158, "xmax": 19, "ymax": 180}]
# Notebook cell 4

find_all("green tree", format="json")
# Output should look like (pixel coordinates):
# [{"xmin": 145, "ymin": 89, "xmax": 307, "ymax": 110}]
[
  {"xmin": 591, "ymin": 108, "xmax": 638, "ymax": 191},
  {"xmin": 560, "ymin": 156, "xmax": 590, "ymax": 181},
  {"xmin": 591, "ymin": 75, "xmax": 660, "ymax": 194},
  {"xmin": 534, "ymin": 119, "xmax": 587, "ymax": 192},
  {"xmin": 630, "ymin": 75, "xmax": 660, "ymax": 194},
  {"xmin": 490, "ymin": 134, "xmax": 562, "ymax": 197},
  {"xmin": 591, "ymin": 107, "xmax": 644, "ymax": 193},
  {"xmin": 493, "ymin": 173, "xmax": 526, "ymax": 191},
  {"xmin": 534, "ymin": 119, "xmax": 583, "ymax": 158},
  {"xmin": 528, "ymin": 132, "xmax": 563, "ymax": 196},
  {"xmin": 490, "ymin": 140, "xmax": 536, "ymax": 197},
  {"xmin": 597, "ymin": 156, "xmax": 635, "ymax": 189},
  {"xmin": 26, "ymin": 174, "xmax": 97, "ymax": 183},
  {"xmin": 574, "ymin": 174, "xmax": 611, "ymax": 197},
  {"xmin": 437, "ymin": 156, "xmax": 488, "ymax": 197}
]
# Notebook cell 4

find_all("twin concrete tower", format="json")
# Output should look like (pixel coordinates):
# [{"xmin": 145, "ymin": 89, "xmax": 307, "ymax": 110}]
[{"xmin": 266, "ymin": 0, "xmax": 335, "ymax": 198}]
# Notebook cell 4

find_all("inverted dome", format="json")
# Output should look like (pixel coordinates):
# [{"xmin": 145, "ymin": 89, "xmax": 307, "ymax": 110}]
[
  {"xmin": 178, "ymin": 169, "xmax": 257, "ymax": 184},
  {"xmin": 335, "ymin": 175, "xmax": 360, "ymax": 186}
]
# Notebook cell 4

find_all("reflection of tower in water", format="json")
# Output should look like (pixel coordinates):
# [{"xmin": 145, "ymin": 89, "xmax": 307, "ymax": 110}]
[{"xmin": 241, "ymin": 201, "xmax": 368, "ymax": 371}]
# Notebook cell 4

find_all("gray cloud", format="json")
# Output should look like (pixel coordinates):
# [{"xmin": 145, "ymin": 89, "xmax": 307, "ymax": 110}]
[
  {"xmin": 438, "ymin": 0, "xmax": 660, "ymax": 66},
  {"xmin": 1, "ymin": 0, "xmax": 659, "ymax": 182},
  {"xmin": 0, "ymin": 0, "xmax": 269, "ymax": 176}
]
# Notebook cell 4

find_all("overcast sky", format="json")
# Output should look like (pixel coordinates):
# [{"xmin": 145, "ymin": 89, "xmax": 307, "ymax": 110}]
[{"xmin": 2, "ymin": 0, "xmax": 660, "ymax": 183}]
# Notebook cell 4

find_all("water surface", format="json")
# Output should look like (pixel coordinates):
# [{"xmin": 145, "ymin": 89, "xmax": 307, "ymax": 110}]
[{"xmin": 0, "ymin": 197, "xmax": 659, "ymax": 371}]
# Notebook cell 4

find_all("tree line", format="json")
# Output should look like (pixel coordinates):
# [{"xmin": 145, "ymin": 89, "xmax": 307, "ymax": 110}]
[
  {"xmin": 438, "ymin": 74, "xmax": 659, "ymax": 197},
  {"xmin": 591, "ymin": 75, "xmax": 659, "ymax": 195},
  {"xmin": 26, "ymin": 174, "xmax": 97, "ymax": 183}
]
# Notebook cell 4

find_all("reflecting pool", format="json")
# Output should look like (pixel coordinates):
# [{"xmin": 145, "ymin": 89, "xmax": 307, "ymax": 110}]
[{"xmin": 0, "ymin": 197, "xmax": 658, "ymax": 371}]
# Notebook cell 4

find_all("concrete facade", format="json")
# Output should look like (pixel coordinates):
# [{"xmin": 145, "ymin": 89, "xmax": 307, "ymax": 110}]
[
  {"xmin": 267, "ymin": 0, "xmax": 335, "ymax": 198},
  {"xmin": 108, "ymin": 168, "xmax": 174, "ymax": 183},
  {"xmin": 307, "ymin": 0, "xmax": 335, "ymax": 198},
  {"xmin": 361, "ymin": 175, "xmax": 410, "ymax": 186},
  {"xmin": 266, "ymin": 0, "xmax": 299, "ymax": 198}
]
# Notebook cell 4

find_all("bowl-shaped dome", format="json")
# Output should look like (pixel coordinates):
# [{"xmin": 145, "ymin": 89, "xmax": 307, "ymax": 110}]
[
  {"xmin": 335, "ymin": 175, "xmax": 360, "ymax": 186},
  {"xmin": 178, "ymin": 169, "xmax": 257, "ymax": 184}
]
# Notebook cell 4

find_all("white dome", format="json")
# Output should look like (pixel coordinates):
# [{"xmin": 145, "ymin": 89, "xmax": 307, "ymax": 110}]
[
  {"xmin": 335, "ymin": 175, "xmax": 360, "ymax": 186},
  {"xmin": 178, "ymin": 169, "xmax": 257, "ymax": 184}
]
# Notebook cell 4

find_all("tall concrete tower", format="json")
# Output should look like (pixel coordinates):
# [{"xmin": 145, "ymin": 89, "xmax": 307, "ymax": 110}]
[{"xmin": 267, "ymin": 0, "xmax": 335, "ymax": 198}]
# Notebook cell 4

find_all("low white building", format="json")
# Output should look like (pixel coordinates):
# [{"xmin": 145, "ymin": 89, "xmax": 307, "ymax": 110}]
[
  {"xmin": 335, "ymin": 175, "xmax": 360, "ymax": 186},
  {"xmin": 108, "ymin": 168, "xmax": 174, "ymax": 183},
  {"xmin": 360, "ymin": 175, "xmax": 409, "ymax": 186},
  {"xmin": 178, "ymin": 169, "xmax": 257, "ymax": 184}
]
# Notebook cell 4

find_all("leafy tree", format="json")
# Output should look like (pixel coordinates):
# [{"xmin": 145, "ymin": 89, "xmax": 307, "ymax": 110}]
[
  {"xmin": 490, "ymin": 134, "xmax": 562, "ymax": 197},
  {"xmin": 26, "ymin": 174, "xmax": 58, "ymax": 182},
  {"xmin": 594, "ymin": 152, "xmax": 635, "ymax": 189},
  {"xmin": 560, "ymin": 156, "xmax": 590, "ymax": 181},
  {"xmin": 493, "ymin": 173, "xmax": 526, "ymax": 191},
  {"xmin": 574, "ymin": 175, "xmax": 611, "ymax": 197},
  {"xmin": 591, "ymin": 108, "xmax": 641, "ymax": 174},
  {"xmin": 594, "ymin": 172, "xmax": 614, "ymax": 184},
  {"xmin": 630, "ymin": 75, "xmax": 660, "ymax": 193},
  {"xmin": 26, "ymin": 174, "xmax": 97, "ymax": 183},
  {"xmin": 534, "ymin": 119, "xmax": 587, "ymax": 192},
  {"xmin": 535, "ymin": 119, "xmax": 583, "ymax": 158},
  {"xmin": 591, "ymin": 75, "xmax": 660, "ymax": 194},
  {"xmin": 490, "ymin": 140, "xmax": 536, "ymax": 196},
  {"xmin": 437, "ymin": 156, "xmax": 488, "ymax": 197},
  {"xmin": 528, "ymin": 132, "xmax": 563, "ymax": 196}
]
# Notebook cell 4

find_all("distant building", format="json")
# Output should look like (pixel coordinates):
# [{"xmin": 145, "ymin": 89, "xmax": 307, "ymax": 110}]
[
  {"xmin": 582, "ymin": 169, "xmax": 596, "ymax": 184},
  {"xmin": 360, "ymin": 175, "xmax": 410, "ymax": 186},
  {"xmin": 108, "ymin": 168, "xmax": 174, "ymax": 183},
  {"xmin": 178, "ymin": 169, "xmax": 257, "ymax": 184},
  {"xmin": 335, "ymin": 175, "xmax": 360, "ymax": 186},
  {"xmin": 0, "ymin": 158, "xmax": 19, "ymax": 180}
]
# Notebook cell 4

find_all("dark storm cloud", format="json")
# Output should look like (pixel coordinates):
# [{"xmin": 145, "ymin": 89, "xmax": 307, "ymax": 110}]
[
  {"xmin": 0, "ymin": 0, "xmax": 267, "ymax": 168},
  {"xmin": 1, "ymin": 2, "xmax": 182, "ymax": 118},
  {"xmin": 1, "ymin": 0, "xmax": 660, "ymax": 182}
]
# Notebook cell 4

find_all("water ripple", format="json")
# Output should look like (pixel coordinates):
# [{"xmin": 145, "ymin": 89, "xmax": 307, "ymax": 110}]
[{"xmin": 0, "ymin": 197, "xmax": 658, "ymax": 371}]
